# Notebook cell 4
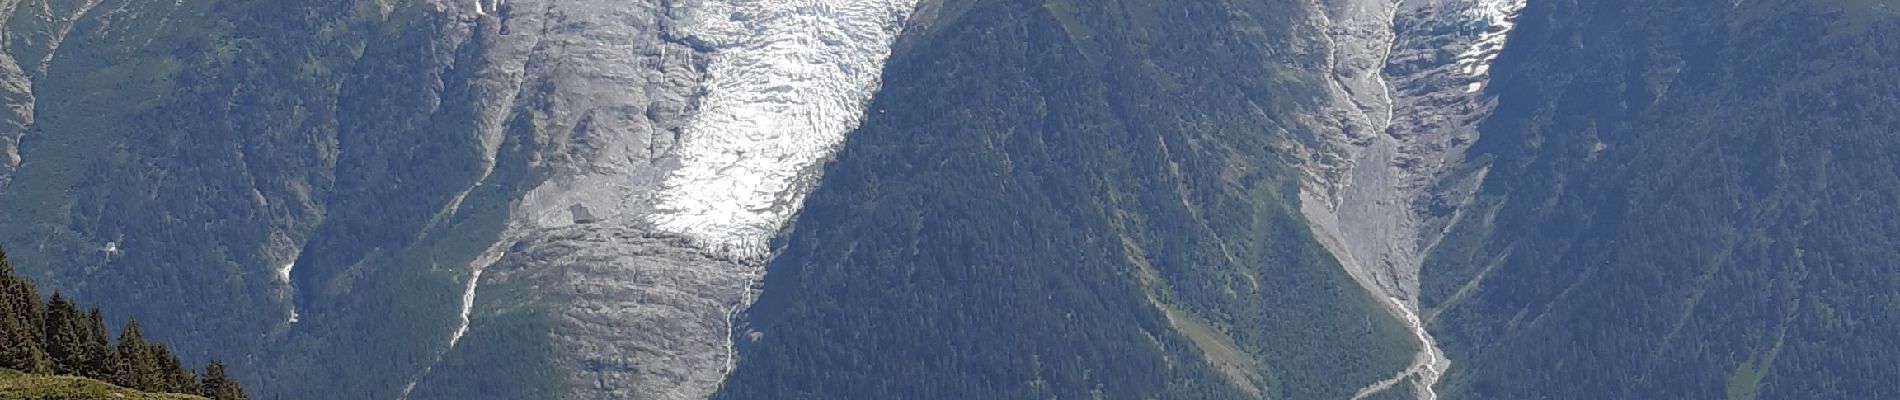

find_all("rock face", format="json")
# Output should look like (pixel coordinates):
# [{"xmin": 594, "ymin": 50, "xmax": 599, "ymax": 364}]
[
  {"xmin": 9, "ymin": 1, "xmax": 1898, "ymax": 399},
  {"xmin": 707, "ymin": 0, "xmax": 1425, "ymax": 397},
  {"xmin": 398, "ymin": 0, "xmax": 921, "ymax": 398},
  {"xmin": 1292, "ymin": 0, "xmax": 1524, "ymax": 398},
  {"xmin": 0, "ymin": 0, "xmax": 920, "ymax": 396},
  {"xmin": 0, "ymin": 0, "xmax": 53, "ymax": 187}
]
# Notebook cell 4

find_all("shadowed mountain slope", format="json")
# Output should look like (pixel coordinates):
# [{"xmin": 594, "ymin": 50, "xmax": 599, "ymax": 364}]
[
  {"xmin": 715, "ymin": 1, "xmax": 1418, "ymax": 399},
  {"xmin": 1422, "ymin": 0, "xmax": 1900, "ymax": 398}
]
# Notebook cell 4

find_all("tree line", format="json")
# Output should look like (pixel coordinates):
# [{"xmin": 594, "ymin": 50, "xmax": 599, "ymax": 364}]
[{"xmin": 0, "ymin": 248, "xmax": 249, "ymax": 400}]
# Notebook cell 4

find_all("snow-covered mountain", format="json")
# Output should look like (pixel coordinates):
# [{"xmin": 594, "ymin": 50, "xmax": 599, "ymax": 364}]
[
  {"xmin": 396, "ymin": 0, "xmax": 920, "ymax": 398},
  {"xmin": 14, "ymin": 0, "xmax": 1897, "ymax": 399}
]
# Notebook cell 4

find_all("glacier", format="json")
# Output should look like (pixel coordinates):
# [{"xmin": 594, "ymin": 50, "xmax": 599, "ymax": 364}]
[
  {"xmin": 650, "ymin": 0, "xmax": 916, "ymax": 259},
  {"xmin": 287, "ymin": 0, "xmax": 1524, "ymax": 397},
  {"xmin": 386, "ymin": 0, "xmax": 921, "ymax": 398}
]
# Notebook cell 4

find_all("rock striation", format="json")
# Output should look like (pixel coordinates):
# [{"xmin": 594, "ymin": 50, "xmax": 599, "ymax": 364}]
[
  {"xmin": 1293, "ymin": 0, "xmax": 1525, "ymax": 398},
  {"xmin": 397, "ymin": 0, "xmax": 921, "ymax": 398}
]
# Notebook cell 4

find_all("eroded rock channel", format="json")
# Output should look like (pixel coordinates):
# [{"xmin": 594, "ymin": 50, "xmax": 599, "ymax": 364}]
[{"xmin": 1295, "ymin": 0, "xmax": 1525, "ymax": 398}]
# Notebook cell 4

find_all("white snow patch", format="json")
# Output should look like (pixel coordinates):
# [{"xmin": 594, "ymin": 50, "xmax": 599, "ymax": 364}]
[
  {"xmin": 647, "ymin": 0, "xmax": 919, "ymax": 258},
  {"xmin": 1452, "ymin": 0, "xmax": 1526, "ymax": 79},
  {"xmin": 448, "ymin": 260, "xmax": 489, "ymax": 349},
  {"xmin": 400, "ymin": 249, "xmax": 507, "ymax": 400},
  {"xmin": 650, "ymin": 0, "xmax": 923, "ymax": 389},
  {"xmin": 277, "ymin": 262, "xmax": 300, "ymax": 324},
  {"xmin": 403, "ymin": 0, "xmax": 921, "ymax": 396},
  {"xmin": 276, "ymin": 262, "xmax": 294, "ymax": 286}
]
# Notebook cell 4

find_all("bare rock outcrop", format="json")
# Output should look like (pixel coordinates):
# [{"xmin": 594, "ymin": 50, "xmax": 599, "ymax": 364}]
[
  {"xmin": 1292, "ymin": 0, "xmax": 1525, "ymax": 398},
  {"xmin": 396, "ymin": 0, "xmax": 922, "ymax": 398}
]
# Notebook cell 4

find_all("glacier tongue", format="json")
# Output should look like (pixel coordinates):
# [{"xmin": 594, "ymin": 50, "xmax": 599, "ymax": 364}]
[
  {"xmin": 651, "ymin": 0, "xmax": 916, "ymax": 258},
  {"xmin": 394, "ymin": 0, "xmax": 921, "ymax": 399}
]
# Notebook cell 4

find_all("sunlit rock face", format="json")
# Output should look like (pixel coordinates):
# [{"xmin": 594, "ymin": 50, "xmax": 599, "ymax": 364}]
[
  {"xmin": 1380, "ymin": 0, "xmax": 1525, "ymax": 287},
  {"xmin": 400, "ymin": 0, "xmax": 919, "ymax": 398},
  {"xmin": 1294, "ymin": 0, "xmax": 1525, "ymax": 398},
  {"xmin": 0, "ymin": 0, "xmax": 51, "ymax": 189}
]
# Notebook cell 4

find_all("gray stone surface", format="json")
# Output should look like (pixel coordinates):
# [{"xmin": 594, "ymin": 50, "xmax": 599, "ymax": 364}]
[
  {"xmin": 397, "ymin": 0, "xmax": 918, "ymax": 398},
  {"xmin": 1291, "ymin": 0, "xmax": 1524, "ymax": 398},
  {"xmin": 0, "ymin": 0, "xmax": 45, "ymax": 187}
]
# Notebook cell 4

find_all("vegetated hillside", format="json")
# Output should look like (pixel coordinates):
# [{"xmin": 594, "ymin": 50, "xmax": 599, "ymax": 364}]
[
  {"xmin": 0, "ymin": 369, "xmax": 203, "ymax": 400},
  {"xmin": 0, "ymin": 0, "xmax": 518, "ymax": 398},
  {"xmin": 1, "ymin": 250, "xmax": 250, "ymax": 400},
  {"xmin": 1421, "ymin": 0, "xmax": 1900, "ymax": 397},
  {"xmin": 715, "ymin": 0, "xmax": 1416, "ymax": 399}
]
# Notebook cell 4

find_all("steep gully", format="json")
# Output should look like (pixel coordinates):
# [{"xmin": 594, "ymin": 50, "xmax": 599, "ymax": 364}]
[{"xmin": 1298, "ymin": 0, "xmax": 1524, "ymax": 399}]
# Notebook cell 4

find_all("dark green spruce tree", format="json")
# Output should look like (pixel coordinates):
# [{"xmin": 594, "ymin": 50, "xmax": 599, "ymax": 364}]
[
  {"xmin": 82, "ymin": 308, "xmax": 114, "ymax": 379},
  {"xmin": 2, "ymin": 249, "xmax": 248, "ymax": 398},
  {"xmin": 200, "ymin": 360, "xmax": 250, "ymax": 400},
  {"xmin": 150, "ymin": 344, "xmax": 198, "ymax": 393},
  {"xmin": 113, "ymin": 318, "xmax": 159, "ymax": 390},
  {"xmin": 41, "ymin": 292, "xmax": 87, "ymax": 376},
  {"xmin": 0, "ymin": 249, "xmax": 50, "ymax": 373}
]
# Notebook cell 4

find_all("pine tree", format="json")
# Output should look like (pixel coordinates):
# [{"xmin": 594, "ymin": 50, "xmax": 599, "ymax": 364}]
[
  {"xmin": 113, "ymin": 318, "xmax": 158, "ymax": 390},
  {"xmin": 199, "ymin": 360, "xmax": 250, "ymax": 400},
  {"xmin": 82, "ymin": 308, "xmax": 114, "ymax": 379},
  {"xmin": 41, "ymin": 292, "xmax": 87, "ymax": 375},
  {"xmin": 2, "ymin": 249, "xmax": 254, "ymax": 397},
  {"xmin": 0, "ymin": 249, "xmax": 51, "ymax": 373},
  {"xmin": 150, "ymin": 344, "xmax": 197, "ymax": 394}
]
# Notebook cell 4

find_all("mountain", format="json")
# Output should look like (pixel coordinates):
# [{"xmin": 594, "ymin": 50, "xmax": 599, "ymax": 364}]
[
  {"xmin": 0, "ymin": 0, "xmax": 1896, "ymax": 399},
  {"xmin": 1419, "ymin": 0, "xmax": 1900, "ymax": 398},
  {"xmin": 715, "ymin": 0, "xmax": 1419, "ymax": 397},
  {"xmin": 2, "ymin": 251, "xmax": 251, "ymax": 400},
  {"xmin": 0, "ymin": 0, "xmax": 921, "ymax": 398}
]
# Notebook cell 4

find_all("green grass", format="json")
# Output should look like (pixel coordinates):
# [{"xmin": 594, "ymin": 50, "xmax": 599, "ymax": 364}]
[
  {"xmin": 0, "ymin": 369, "xmax": 205, "ymax": 400},
  {"xmin": 1725, "ymin": 329, "xmax": 1787, "ymax": 400},
  {"xmin": 1040, "ymin": 0, "xmax": 1111, "ymax": 66},
  {"xmin": 1158, "ymin": 303, "xmax": 1262, "ymax": 396}
]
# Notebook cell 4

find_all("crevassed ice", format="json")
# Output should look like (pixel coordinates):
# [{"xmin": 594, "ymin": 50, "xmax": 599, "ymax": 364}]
[
  {"xmin": 649, "ymin": 0, "xmax": 917, "ymax": 258},
  {"xmin": 1450, "ymin": 0, "xmax": 1527, "ymax": 90}
]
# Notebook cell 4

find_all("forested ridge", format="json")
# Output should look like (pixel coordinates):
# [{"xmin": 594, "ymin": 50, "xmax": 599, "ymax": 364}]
[
  {"xmin": 1, "ymin": 249, "xmax": 250, "ymax": 400},
  {"xmin": 0, "ymin": 0, "xmax": 523, "ymax": 397},
  {"xmin": 715, "ymin": 0, "xmax": 1416, "ymax": 398},
  {"xmin": 3, "ymin": 0, "xmax": 1898, "ymax": 398},
  {"xmin": 1421, "ymin": 0, "xmax": 1900, "ymax": 398}
]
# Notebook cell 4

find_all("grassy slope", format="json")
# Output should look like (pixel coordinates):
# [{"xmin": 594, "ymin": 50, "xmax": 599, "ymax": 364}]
[{"xmin": 0, "ymin": 369, "xmax": 204, "ymax": 400}]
